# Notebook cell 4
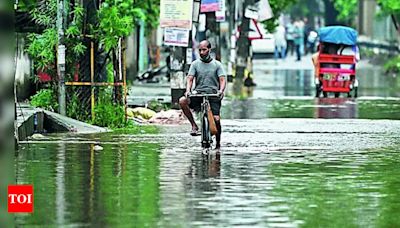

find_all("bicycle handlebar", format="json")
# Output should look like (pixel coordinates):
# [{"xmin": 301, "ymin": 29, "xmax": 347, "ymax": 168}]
[{"xmin": 188, "ymin": 93, "xmax": 220, "ymax": 98}]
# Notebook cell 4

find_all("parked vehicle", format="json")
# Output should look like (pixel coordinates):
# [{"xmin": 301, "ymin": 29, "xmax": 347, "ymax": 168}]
[
  {"xmin": 316, "ymin": 26, "xmax": 359, "ymax": 98},
  {"xmin": 232, "ymin": 20, "xmax": 275, "ymax": 55},
  {"xmin": 250, "ymin": 21, "xmax": 275, "ymax": 54}
]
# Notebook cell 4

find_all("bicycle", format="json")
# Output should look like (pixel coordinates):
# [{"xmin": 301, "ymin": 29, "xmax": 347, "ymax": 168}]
[{"xmin": 188, "ymin": 93, "xmax": 220, "ymax": 150}]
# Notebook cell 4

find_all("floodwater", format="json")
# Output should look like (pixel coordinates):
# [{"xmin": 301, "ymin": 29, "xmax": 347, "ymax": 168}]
[
  {"xmin": 223, "ymin": 68, "xmax": 400, "ymax": 120},
  {"xmin": 15, "ymin": 119, "xmax": 400, "ymax": 227},
  {"xmin": 13, "ymin": 65, "xmax": 400, "ymax": 227}
]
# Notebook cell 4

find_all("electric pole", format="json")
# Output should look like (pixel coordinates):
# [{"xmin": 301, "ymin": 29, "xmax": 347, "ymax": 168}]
[{"xmin": 57, "ymin": 0, "xmax": 66, "ymax": 115}]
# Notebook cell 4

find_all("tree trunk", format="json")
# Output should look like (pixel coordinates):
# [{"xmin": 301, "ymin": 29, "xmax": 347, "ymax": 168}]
[
  {"xmin": 323, "ymin": 0, "xmax": 340, "ymax": 25},
  {"xmin": 234, "ymin": 0, "xmax": 254, "ymax": 95}
]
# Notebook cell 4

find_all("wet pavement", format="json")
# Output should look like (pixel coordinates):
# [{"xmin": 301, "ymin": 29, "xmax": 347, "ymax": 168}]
[{"xmin": 14, "ymin": 56, "xmax": 400, "ymax": 226}]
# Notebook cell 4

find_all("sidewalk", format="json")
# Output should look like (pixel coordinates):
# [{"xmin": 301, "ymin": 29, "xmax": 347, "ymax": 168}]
[
  {"xmin": 16, "ymin": 103, "xmax": 107, "ymax": 141},
  {"xmin": 253, "ymin": 53, "xmax": 375, "ymax": 71}
]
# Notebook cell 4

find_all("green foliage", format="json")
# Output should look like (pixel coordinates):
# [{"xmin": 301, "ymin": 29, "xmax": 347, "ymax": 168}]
[
  {"xmin": 30, "ymin": 89, "xmax": 58, "ymax": 112},
  {"xmin": 26, "ymin": 28, "xmax": 57, "ymax": 71},
  {"xmin": 30, "ymin": 0, "xmax": 57, "ymax": 28},
  {"xmin": 133, "ymin": 0, "xmax": 160, "ymax": 33},
  {"xmin": 97, "ymin": 4, "xmax": 135, "ymax": 51},
  {"xmin": 333, "ymin": 0, "xmax": 358, "ymax": 22},
  {"xmin": 16, "ymin": 0, "xmax": 37, "ymax": 11},
  {"xmin": 262, "ymin": 0, "xmax": 298, "ymax": 32},
  {"xmin": 67, "ymin": 92, "xmax": 90, "ymax": 122},
  {"xmin": 112, "ymin": 121, "xmax": 160, "ymax": 134},
  {"xmin": 377, "ymin": 0, "xmax": 400, "ymax": 15},
  {"xmin": 26, "ymin": 3, "xmax": 86, "ymax": 72},
  {"xmin": 384, "ymin": 55, "xmax": 400, "ymax": 76},
  {"xmin": 24, "ymin": 0, "xmax": 161, "ymax": 127},
  {"xmin": 333, "ymin": 0, "xmax": 400, "ymax": 22},
  {"xmin": 92, "ymin": 89, "xmax": 126, "ymax": 128}
]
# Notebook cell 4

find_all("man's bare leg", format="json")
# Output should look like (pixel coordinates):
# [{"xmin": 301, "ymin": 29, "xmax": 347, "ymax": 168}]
[{"xmin": 179, "ymin": 96, "xmax": 198, "ymax": 132}]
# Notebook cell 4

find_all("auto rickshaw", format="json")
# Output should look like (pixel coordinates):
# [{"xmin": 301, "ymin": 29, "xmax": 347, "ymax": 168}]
[{"xmin": 315, "ymin": 26, "xmax": 359, "ymax": 98}]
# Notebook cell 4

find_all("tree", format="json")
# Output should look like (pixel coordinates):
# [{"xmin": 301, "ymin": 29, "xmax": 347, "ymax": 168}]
[
  {"xmin": 333, "ymin": 0, "xmax": 357, "ymax": 24},
  {"xmin": 262, "ymin": 0, "xmax": 298, "ymax": 32},
  {"xmin": 333, "ymin": 0, "xmax": 400, "ymax": 32},
  {"xmin": 18, "ymin": 0, "xmax": 161, "ymax": 124}
]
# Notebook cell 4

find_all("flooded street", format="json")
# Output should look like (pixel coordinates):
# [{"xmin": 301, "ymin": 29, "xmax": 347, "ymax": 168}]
[
  {"xmin": 16, "ymin": 119, "xmax": 400, "ymax": 227},
  {"xmin": 15, "ymin": 58, "xmax": 400, "ymax": 227}
]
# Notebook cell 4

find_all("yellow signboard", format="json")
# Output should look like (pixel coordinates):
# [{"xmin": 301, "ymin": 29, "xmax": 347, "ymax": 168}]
[{"xmin": 160, "ymin": 0, "xmax": 193, "ymax": 29}]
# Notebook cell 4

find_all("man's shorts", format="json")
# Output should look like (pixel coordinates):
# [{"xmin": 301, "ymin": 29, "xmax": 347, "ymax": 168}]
[{"xmin": 189, "ymin": 97, "xmax": 221, "ymax": 116}]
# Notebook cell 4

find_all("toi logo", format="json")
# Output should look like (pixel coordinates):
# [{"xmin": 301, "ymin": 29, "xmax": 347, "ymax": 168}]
[{"xmin": 8, "ymin": 185, "xmax": 34, "ymax": 213}]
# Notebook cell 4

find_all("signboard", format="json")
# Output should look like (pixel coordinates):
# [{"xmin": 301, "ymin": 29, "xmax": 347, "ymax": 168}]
[
  {"xmin": 215, "ymin": 0, "xmax": 226, "ymax": 22},
  {"xmin": 192, "ymin": 0, "xmax": 201, "ymax": 22},
  {"xmin": 160, "ymin": 0, "xmax": 193, "ymax": 29},
  {"xmin": 201, "ymin": 0, "xmax": 220, "ymax": 13},
  {"xmin": 164, "ymin": 28, "xmax": 190, "ymax": 47},
  {"xmin": 258, "ymin": 0, "xmax": 273, "ymax": 21},
  {"xmin": 245, "ymin": 6, "xmax": 258, "ymax": 20}
]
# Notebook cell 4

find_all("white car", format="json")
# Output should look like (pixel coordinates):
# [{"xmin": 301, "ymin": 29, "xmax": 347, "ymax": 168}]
[{"xmin": 249, "ymin": 22, "xmax": 275, "ymax": 54}]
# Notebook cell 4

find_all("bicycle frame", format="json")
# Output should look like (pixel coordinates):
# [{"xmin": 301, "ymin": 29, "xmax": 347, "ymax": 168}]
[{"xmin": 188, "ymin": 93, "xmax": 219, "ymax": 149}]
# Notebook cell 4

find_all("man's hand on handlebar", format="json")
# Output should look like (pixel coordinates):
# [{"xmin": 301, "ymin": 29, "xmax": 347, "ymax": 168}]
[
  {"xmin": 185, "ymin": 91, "xmax": 192, "ymax": 97},
  {"xmin": 217, "ymin": 90, "xmax": 224, "ymax": 99}
]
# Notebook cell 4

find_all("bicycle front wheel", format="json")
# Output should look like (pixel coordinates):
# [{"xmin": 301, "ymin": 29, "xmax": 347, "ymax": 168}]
[{"xmin": 201, "ymin": 114, "xmax": 211, "ymax": 148}]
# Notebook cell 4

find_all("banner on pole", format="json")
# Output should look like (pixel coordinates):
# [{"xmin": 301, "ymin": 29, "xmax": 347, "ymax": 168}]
[
  {"xmin": 201, "ymin": 0, "xmax": 220, "ymax": 13},
  {"xmin": 160, "ymin": 0, "xmax": 193, "ymax": 29},
  {"xmin": 215, "ymin": 0, "xmax": 226, "ymax": 22},
  {"xmin": 164, "ymin": 28, "xmax": 190, "ymax": 47}
]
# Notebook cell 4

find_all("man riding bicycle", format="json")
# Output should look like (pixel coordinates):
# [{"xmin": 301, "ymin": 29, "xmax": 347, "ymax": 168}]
[{"xmin": 179, "ymin": 40, "xmax": 226, "ymax": 149}]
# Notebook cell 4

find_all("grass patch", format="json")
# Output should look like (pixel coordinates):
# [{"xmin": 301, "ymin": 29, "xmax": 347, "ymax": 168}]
[{"xmin": 111, "ymin": 120, "xmax": 160, "ymax": 134}]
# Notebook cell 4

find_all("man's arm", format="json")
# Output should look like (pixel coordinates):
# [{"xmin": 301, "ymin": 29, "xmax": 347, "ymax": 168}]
[
  {"xmin": 185, "ymin": 75, "xmax": 194, "ymax": 96},
  {"xmin": 219, "ymin": 76, "xmax": 226, "ymax": 93}
]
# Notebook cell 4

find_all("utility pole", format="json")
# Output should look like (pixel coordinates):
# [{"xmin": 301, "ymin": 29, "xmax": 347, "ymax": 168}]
[
  {"xmin": 234, "ymin": 0, "xmax": 254, "ymax": 94},
  {"xmin": 57, "ymin": 0, "xmax": 66, "ymax": 115},
  {"xmin": 205, "ymin": 13, "xmax": 221, "ymax": 60},
  {"xmin": 170, "ymin": 46, "xmax": 186, "ymax": 108}
]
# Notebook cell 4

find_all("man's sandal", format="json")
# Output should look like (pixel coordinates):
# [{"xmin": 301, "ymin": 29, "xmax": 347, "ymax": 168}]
[{"xmin": 190, "ymin": 128, "xmax": 200, "ymax": 136}]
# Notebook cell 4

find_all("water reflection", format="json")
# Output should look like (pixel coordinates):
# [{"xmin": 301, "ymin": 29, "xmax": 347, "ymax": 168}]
[
  {"xmin": 55, "ymin": 144, "xmax": 66, "ymax": 226},
  {"xmin": 15, "ymin": 141, "xmax": 161, "ymax": 227},
  {"xmin": 283, "ymin": 70, "xmax": 313, "ymax": 96},
  {"xmin": 251, "ymin": 68, "xmax": 399, "ymax": 98},
  {"xmin": 187, "ymin": 151, "xmax": 221, "ymax": 179},
  {"xmin": 14, "ymin": 121, "xmax": 400, "ymax": 227},
  {"xmin": 222, "ymin": 98, "xmax": 399, "ymax": 120},
  {"xmin": 314, "ymin": 98, "xmax": 358, "ymax": 118}
]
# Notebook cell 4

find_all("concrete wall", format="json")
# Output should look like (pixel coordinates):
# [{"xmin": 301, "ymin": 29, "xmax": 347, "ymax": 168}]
[
  {"xmin": 15, "ymin": 35, "xmax": 32, "ymax": 100},
  {"xmin": 126, "ymin": 30, "xmax": 139, "ymax": 82}
]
